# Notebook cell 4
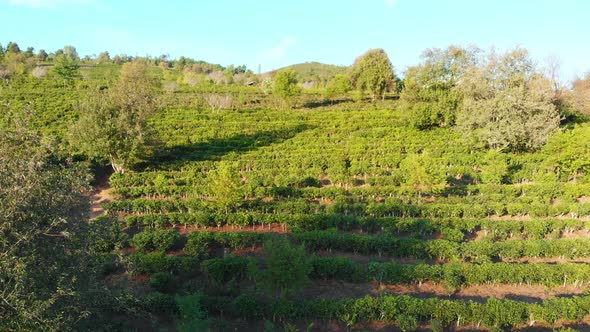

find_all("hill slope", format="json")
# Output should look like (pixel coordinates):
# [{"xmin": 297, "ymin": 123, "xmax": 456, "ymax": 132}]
[{"xmin": 272, "ymin": 61, "xmax": 348, "ymax": 87}]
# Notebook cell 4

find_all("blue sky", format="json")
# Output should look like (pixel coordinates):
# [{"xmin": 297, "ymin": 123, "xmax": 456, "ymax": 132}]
[{"xmin": 1, "ymin": 0, "xmax": 589, "ymax": 80}]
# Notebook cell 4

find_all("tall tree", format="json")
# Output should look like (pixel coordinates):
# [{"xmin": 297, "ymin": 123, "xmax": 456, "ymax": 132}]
[
  {"xmin": 272, "ymin": 68, "xmax": 301, "ymax": 109},
  {"xmin": 350, "ymin": 48, "xmax": 395, "ymax": 101},
  {"xmin": 206, "ymin": 162, "xmax": 243, "ymax": 215},
  {"xmin": 456, "ymin": 48, "xmax": 560, "ymax": 151},
  {"xmin": 260, "ymin": 237, "xmax": 311, "ymax": 299},
  {"xmin": 6, "ymin": 42, "xmax": 20, "ymax": 54},
  {"xmin": 24, "ymin": 47, "xmax": 34, "ymax": 58},
  {"xmin": 401, "ymin": 45, "xmax": 480, "ymax": 129},
  {"xmin": 97, "ymin": 51, "xmax": 111, "ymax": 64},
  {"xmin": 53, "ymin": 47, "xmax": 80, "ymax": 87},
  {"xmin": 0, "ymin": 124, "xmax": 97, "ymax": 330},
  {"xmin": 324, "ymin": 74, "xmax": 351, "ymax": 101},
  {"xmin": 37, "ymin": 49, "xmax": 48, "ymax": 62},
  {"xmin": 70, "ymin": 61, "xmax": 160, "ymax": 173}
]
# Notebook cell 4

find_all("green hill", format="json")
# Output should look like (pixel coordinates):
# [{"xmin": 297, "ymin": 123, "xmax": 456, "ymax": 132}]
[{"xmin": 273, "ymin": 61, "xmax": 348, "ymax": 87}]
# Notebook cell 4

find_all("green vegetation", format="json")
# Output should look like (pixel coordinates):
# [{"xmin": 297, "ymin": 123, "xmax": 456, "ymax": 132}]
[
  {"xmin": 0, "ymin": 122, "xmax": 115, "ymax": 330},
  {"xmin": 272, "ymin": 68, "xmax": 302, "ymax": 109},
  {"xmin": 70, "ymin": 61, "xmax": 160, "ymax": 173},
  {"xmin": 278, "ymin": 61, "xmax": 347, "ymax": 87},
  {"xmin": 1, "ymin": 41, "xmax": 590, "ymax": 331},
  {"xmin": 350, "ymin": 48, "xmax": 396, "ymax": 100}
]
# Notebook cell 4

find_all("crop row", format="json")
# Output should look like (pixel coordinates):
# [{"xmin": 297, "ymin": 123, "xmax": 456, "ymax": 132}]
[
  {"xmin": 110, "ymin": 181, "xmax": 590, "ymax": 207},
  {"xmin": 127, "ymin": 228, "xmax": 590, "ymax": 261},
  {"xmin": 105, "ymin": 197, "xmax": 590, "ymax": 219},
  {"xmin": 130, "ymin": 252, "xmax": 590, "ymax": 289},
  {"xmin": 144, "ymin": 291, "xmax": 590, "ymax": 330},
  {"xmin": 124, "ymin": 212, "xmax": 590, "ymax": 241}
]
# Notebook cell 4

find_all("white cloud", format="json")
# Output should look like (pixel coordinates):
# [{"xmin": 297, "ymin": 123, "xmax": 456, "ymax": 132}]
[
  {"xmin": 255, "ymin": 37, "xmax": 297, "ymax": 70},
  {"xmin": 6, "ymin": 0, "xmax": 91, "ymax": 8},
  {"xmin": 264, "ymin": 37, "xmax": 297, "ymax": 59}
]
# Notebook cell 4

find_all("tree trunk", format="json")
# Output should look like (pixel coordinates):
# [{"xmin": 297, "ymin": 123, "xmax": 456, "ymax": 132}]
[{"xmin": 110, "ymin": 160, "xmax": 125, "ymax": 174}]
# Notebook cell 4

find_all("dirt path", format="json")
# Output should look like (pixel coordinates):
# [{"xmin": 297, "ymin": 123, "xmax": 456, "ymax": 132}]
[
  {"xmin": 90, "ymin": 186, "xmax": 114, "ymax": 219},
  {"xmin": 89, "ymin": 167, "xmax": 114, "ymax": 219}
]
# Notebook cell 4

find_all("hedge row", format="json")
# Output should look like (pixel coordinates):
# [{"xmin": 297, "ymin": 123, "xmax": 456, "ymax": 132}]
[
  {"xmin": 144, "ymin": 293, "xmax": 590, "ymax": 330},
  {"xmin": 105, "ymin": 197, "xmax": 590, "ymax": 219},
  {"xmin": 125, "ymin": 229, "xmax": 590, "ymax": 261}
]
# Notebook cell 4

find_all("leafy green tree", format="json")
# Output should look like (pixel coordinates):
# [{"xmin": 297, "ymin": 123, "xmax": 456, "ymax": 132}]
[
  {"xmin": 324, "ymin": 74, "xmax": 351, "ymax": 101},
  {"xmin": 401, "ymin": 45, "xmax": 479, "ymax": 129},
  {"xmin": 399, "ymin": 152, "xmax": 447, "ymax": 199},
  {"xmin": 6, "ymin": 41, "xmax": 20, "ymax": 54},
  {"xmin": 261, "ymin": 237, "xmax": 311, "ymax": 299},
  {"xmin": 97, "ymin": 51, "xmax": 111, "ymax": 64},
  {"xmin": 540, "ymin": 125, "xmax": 590, "ymax": 183},
  {"xmin": 350, "ymin": 48, "xmax": 395, "ymax": 100},
  {"xmin": 24, "ymin": 47, "xmax": 34, "ymax": 58},
  {"xmin": 272, "ymin": 68, "xmax": 301, "ymax": 109},
  {"xmin": 175, "ymin": 294, "xmax": 212, "ymax": 332},
  {"xmin": 37, "ymin": 49, "xmax": 48, "ymax": 62},
  {"xmin": 206, "ymin": 162, "xmax": 243, "ymax": 215},
  {"xmin": 3, "ymin": 52, "xmax": 27, "ymax": 77},
  {"xmin": 0, "ymin": 124, "xmax": 103, "ymax": 330},
  {"xmin": 53, "ymin": 48, "xmax": 80, "ymax": 87},
  {"xmin": 70, "ymin": 61, "xmax": 160, "ymax": 173},
  {"xmin": 456, "ymin": 48, "xmax": 560, "ymax": 151}
]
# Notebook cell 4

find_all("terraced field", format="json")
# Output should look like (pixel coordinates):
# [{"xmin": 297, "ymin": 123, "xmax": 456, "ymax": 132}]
[{"xmin": 100, "ymin": 105, "xmax": 590, "ymax": 331}]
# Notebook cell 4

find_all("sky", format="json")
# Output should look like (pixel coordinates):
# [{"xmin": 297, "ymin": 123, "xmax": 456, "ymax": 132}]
[{"xmin": 1, "ymin": 0, "xmax": 589, "ymax": 80}]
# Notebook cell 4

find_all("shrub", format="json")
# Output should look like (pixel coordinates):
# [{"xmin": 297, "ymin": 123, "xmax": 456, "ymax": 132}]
[
  {"xmin": 149, "ymin": 272, "xmax": 175, "ymax": 293},
  {"xmin": 142, "ymin": 292, "xmax": 177, "ymax": 314},
  {"xmin": 233, "ymin": 294, "xmax": 263, "ymax": 319},
  {"xmin": 152, "ymin": 229, "xmax": 181, "ymax": 252},
  {"xmin": 130, "ymin": 231, "xmax": 154, "ymax": 252}
]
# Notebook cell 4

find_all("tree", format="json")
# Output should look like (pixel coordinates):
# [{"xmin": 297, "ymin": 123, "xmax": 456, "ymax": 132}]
[
  {"xmin": 571, "ymin": 73, "xmax": 590, "ymax": 115},
  {"xmin": 6, "ymin": 41, "xmax": 20, "ymax": 54},
  {"xmin": 324, "ymin": 74, "xmax": 351, "ymax": 101},
  {"xmin": 456, "ymin": 48, "xmax": 560, "ymax": 151},
  {"xmin": 53, "ymin": 52, "xmax": 80, "ymax": 87},
  {"xmin": 261, "ymin": 237, "xmax": 311, "ymax": 299},
  {"xmin": 272, "ymin": 68, "xmax": 301, "ymax": 109},
  {"xmin": 350, "ymin": 48, "xmax": 395, "ymax": 100},
  {"xmin": 540, "ymin": 125, "xmax": 590, "ymax": 183},
  {"xmin": 24, "ymin": 47, "xmax": 34, "ymax": 58},
  {"xmin": 0, "ymin": 123, "xmax": 102, "ymax": 330},
  {"xmin": 399, "ymin": 152, "xmax": 447, "ymax": 199},
  {"xmin": 61, "ymin": 45, "xmax": 79, "ymax": 61},
  {"xmin": 70, "ymin": 61, "xmax": 160, "ymax": 173},
  {"xmin": 97, "ymin": 51, "xmax": 111, "ymax": 64},
  {"xmin": 206, "ymin": 162, "xmax": 243, "ymax": 215},
  {"xmin": 37, "ymin": 49, "xmax": 48, "ymax": 62},
  {"xmin": 401, "ymin": 46, "xmax": 479, "ymax": 129}
]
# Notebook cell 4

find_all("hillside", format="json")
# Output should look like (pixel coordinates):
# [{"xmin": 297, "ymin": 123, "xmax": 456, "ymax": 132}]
[
  {"xmin": 271, "ymin": 61, "xmax": 348, "ymax": 87},
  {"xmin": 2, "ymin": 55, "xmax": 590, "ymax": 331}
]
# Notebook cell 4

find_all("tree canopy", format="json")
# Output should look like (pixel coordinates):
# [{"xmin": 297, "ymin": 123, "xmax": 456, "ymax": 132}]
[
  {"xmin": 69, "ymin": 61, "xmax": 160, "ymax": 173},
  {"xmin": 350, "ymin": 48, "xmax": 395, "ymax": 100},
  {"xmin": 401, "ymin": 45, "xmax": 479, "ymax": 129},
  {"xmin": 272, "ymin": 68, "xmax": 301, "ymax": 109},
  {"xmin": 0, "ymin": 124, "xmax": 96, "ymax": 330},
  {"xmin": 456, "ymin": 48, "xmax": 560, "ymax": 151}
]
